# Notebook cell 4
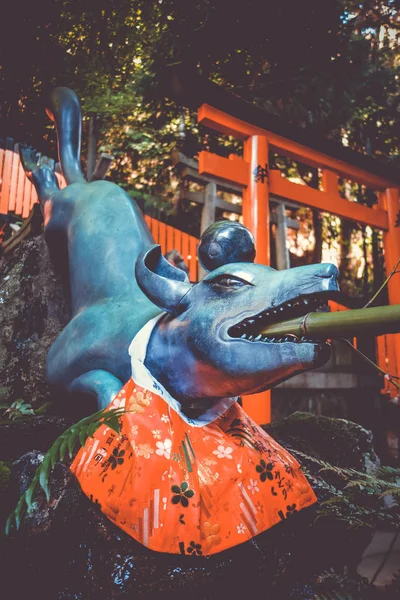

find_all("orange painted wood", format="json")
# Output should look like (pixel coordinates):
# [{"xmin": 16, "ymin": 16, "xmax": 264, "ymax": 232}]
[
  {"xmin": 166, "ymin": 224, "xmax": 175, "ymax": 253},
  {"xmin": 0, "ymin": 148, "xmax": 5, "ymax": 188},
  {"xmin": 143, "ymin": 218, "xmax": 200, "ymax": 283},
  {"xmin": 22, "ymin": 180, "xmax": 34, "ymax": 218},
  {"xmin": 322, "ymin": 169, "xmax": 339, "ymax": 194},
  {"xmin": 151, "ymin": 215, "xmax": 158, "ymax": 241},
  {"xmin": 241, "ymin": 391, "xmax": 271, "ymax": 424},
  {"xmin": 15, "ymin": 160, "xmax": 26, "ymax": 216},
  {"xmin": 8, "ymin": 144, "xmax": 20, "ymax": 212},
  {"xmin": 384, "ymin": 334, "xmax": 399, "ymax": 399},
  {"xmin": 181, "ymin": 232, "xmax": 190, "ymax": 272},
  {"xmin": 0, "ymin": 148, "xmax": 4, "ymax": 214},
  {"xmin": 189, "ymin": 235, "xmax": 198, "ymax": 282},
  {"xmin": 243, "ymin": 135, "xmax": 270, "ymax": 266},
  {"xmin": 199, "ymin": 151, "xmax": 248, "ymax": 188},
  {"xmin": 381, "ymin": 188, "xmax": 400, "ymax": 384},
  {"xmin": 0, "ymin": 146, "xmax": 68, "ymax": 218},
  {"xmin": 241, "ymin": 135, "xmax": 271, "ymax": 422},
  {"xmin": 383, "ymin": 189, "xmax": 400, "ymax": 304},
  {"xmin": 328, "ymin": 301, "xmax": 348, "ymax": 312},
  {"xmin": 269, "ymin": 170, "xmax": 388, "ymax": 230},
  {"xmin": 0, "ymin": 144, "xmax": 14, "ymax": 214},
  {"xmin": 376, "ymin": 335, "xmax": 391, "ymax": 393},
  {"xmin": 199, "ymin": 104, "xmax": 397, "ymax": 190},
  {"xmin": 146, "ymin": 214, "xmax": 153, "ymax": 234},
  {"xmin": 158, "ymin": 221, "xmax": 167, "ymax": 254},
  {"xmin": 174, "ymin": 227, "xmax": 182, "ymax": 253},
  {"xmin": 22, "ymin": 176, "xmax": 32, "ymax": 218}
]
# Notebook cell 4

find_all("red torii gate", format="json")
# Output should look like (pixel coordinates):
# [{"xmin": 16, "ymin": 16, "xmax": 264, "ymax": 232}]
[{"xmin": 197, "ymin": 103, "xmax": 400, "ymax": 424}]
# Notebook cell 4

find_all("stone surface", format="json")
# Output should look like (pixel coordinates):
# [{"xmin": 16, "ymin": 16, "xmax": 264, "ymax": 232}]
[
  {"xmin": 0, "ymin": 234, "xmax": 397, "ymax": 599},
  {"xmin": 0, "ymin": 235, "xmax": 70, "ymax": 409},
  {"xmin": 0, "ymin": 415, "xmax": 73, "ymax": 462},
  {"xmin": 0, "ymin": 414, "xmax": 382, "ymax": 600}
]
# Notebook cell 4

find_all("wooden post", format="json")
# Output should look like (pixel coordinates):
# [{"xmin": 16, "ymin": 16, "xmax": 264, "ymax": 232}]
[
  {"xmin": 243, "ymin": 136, "xmax": 270, "ymax": 265},
  {"xmin": 92, "ymin": 153, "xmax": 114, "ymax": 181},
  {"xmin": 241, "ymin": 135, "xmax": 271, "ymax": 423},
  {"xmin": 275, "ymin": 202, "xmax": 290, "ymax": 270},
  {"xmin": 199, "ymin": 181, "xmax": 217, "ymax": 279},
  {"xmin": 200, "ymin": 181, "xmax": 217, "ymax": 235},
  {"xmin": 382, "ymin": 188, "xmax": 400, "ymax": 393}
]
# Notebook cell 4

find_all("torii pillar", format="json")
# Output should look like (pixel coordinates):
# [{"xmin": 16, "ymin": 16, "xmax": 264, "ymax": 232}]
[{"xmin": 198, "ymin": 105, "xmax": 271, "ymax": 423}]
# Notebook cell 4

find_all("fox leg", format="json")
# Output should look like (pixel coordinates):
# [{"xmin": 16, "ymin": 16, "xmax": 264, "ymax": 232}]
[
  {"xmin": 68, "ymin": 370, "xmax": 124, "ymax": 410},
  {"xmin": 19, "ymin": 144, "xmax": 60, "ymax": 204}
]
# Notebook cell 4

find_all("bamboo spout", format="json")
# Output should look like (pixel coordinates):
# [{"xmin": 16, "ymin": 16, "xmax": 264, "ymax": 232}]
[{"xmin": 260, "ymin": 304, "xmax": 400, "ymax": 339}]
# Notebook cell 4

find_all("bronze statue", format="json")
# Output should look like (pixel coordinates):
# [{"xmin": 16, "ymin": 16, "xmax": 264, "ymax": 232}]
[
  {"xmin": 20, "ymin": 88, "xmax": 339, "ymax": 414},
  {"xmin": 19, "ymin": 87, "xmax": 340, "ymax": 555}
]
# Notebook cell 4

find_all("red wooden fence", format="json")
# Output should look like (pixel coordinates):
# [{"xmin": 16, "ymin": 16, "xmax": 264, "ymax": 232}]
[
  {"xmin": 0, "ymin": 139, "xmax": 38, "ymax": 218},
  {"xmin": 0, "ymin": 142, "xmax": 200, "ymax": 278},
  {"xmin": 0, "ymin": 138, "xmax": 66, "ymax": 218},
  {"xmin": 144, "ymin": 215, "xmax": 200, "ymax": 282}
]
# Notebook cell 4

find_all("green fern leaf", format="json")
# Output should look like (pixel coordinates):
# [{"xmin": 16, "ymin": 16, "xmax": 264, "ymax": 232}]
[
  {"xmin": 79, "ymin": 429, "xmax": 88, "ymax": 447},
  {"xmin": 67, "ymin": 430, "xmax": 77, "ymax": 458},
  {"xmin": 5, "ymin": 513, "xmax": 14, "ymax": 536},
  {"xmin": 14, "ymin": 495, "xmax": 27, "ymax": 530},
  {"xmin": 5, "ymin": 406, "xmax": 126, "ymax": 535},
  {"xmin": 24, "ymin": 478, "xmax": 37, "ymax": 512},
  {"xmin": 59, "ymin": 435, "xmax": 70, "ymax": 462},
  {"xmin": 39, "ymin": 455, "xmax": 52, "ymax": 501}
]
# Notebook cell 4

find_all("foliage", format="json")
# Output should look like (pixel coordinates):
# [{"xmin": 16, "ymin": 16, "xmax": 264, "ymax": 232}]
[
  {"xmin": 0, "ymin": 386, "xmax": 11, "ymax": 400},
  {"xmin": 292, "ymin": 448, "xmax": 400, "ymax": 531},
  {"xmin": 3, "ymin": 1, "xmax": 400, "ymax": 161},
  {"xmin": 0, "ymin": 400, "xmax": 35, "ymax": 420},
  {"xmin": 5, "ymin": 406, "xmax": 125, "ymax": 535},
  {"xmin": 1, "ymin": 1, "xmax": 399, "ymax": 285},
  {"xmin": 289, "ymin": 567, "xmax": 377, "ymax": 599}
]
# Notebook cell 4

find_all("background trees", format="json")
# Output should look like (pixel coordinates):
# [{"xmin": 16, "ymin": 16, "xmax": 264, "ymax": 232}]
[{"xmin": 1, "ymin": 0, "xmax": 399, "ymax": 295}]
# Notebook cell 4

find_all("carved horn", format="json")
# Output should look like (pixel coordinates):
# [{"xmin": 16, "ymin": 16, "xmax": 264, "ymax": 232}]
[{"xmin": 135, "ymin": 245, "xmax": 192, "ymax": 314}]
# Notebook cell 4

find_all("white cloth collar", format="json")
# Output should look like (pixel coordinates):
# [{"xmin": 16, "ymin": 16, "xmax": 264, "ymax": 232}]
[{"xmin": 128, "ymin": 314, "xmax": 237, "ymax": 427}]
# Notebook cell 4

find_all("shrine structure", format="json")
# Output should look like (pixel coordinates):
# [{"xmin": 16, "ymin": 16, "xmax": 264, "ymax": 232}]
[{"xmin": 166, "ymin": 67, "xmax": 400, "ymax": 424}]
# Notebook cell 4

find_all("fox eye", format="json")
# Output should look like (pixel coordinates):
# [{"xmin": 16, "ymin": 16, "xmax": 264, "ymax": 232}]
[{"xmin": 212, "ymin": 275, "xmax": 249, "ymax": 288}]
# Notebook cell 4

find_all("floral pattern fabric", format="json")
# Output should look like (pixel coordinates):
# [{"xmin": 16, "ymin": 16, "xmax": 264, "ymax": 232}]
[{"xmin": 71, "ymin": 378, "xmax": 317, "ymax": 556}]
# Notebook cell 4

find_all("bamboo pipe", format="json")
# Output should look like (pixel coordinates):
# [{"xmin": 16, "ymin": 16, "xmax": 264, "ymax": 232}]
[{"xmin": 260, "ymin": 304, "xmax": 400, "ymax": 339}]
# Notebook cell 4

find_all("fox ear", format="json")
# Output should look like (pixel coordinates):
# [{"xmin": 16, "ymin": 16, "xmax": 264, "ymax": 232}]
[{"xmin": 135, "ymin": 245, "xmax": 192, "ymax": 313}]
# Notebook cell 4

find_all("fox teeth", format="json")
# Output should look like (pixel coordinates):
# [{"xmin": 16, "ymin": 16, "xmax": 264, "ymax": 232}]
[
  {"xmin": 238, "ymin": 335, "xmax": 313, "ymax": 344},
  {"xmin": 230, "ymin": 294, "xmax": 329, "ymax": 340}
]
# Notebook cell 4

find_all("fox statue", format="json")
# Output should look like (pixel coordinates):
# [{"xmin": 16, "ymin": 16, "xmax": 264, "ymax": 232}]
[{"xmin": 20, "ymin": 87, "xmax": 339, "ymax": 557}]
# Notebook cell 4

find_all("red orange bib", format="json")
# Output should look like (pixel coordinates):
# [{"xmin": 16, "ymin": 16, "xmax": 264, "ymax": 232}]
[{"xmin": 71, "ymin": 377, "xmax": 317, "ymax": 556}]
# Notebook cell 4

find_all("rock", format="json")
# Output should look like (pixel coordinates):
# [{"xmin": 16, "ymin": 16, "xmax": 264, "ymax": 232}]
[
  {"xmin": 0, "ymin": 414, "xmax": 382, "ymax": 600},
  {"xmin": 0, "ymin": 415, "xmax": 73, "ymax": 462},
  {"xmin": 0, "ymin": 237, "xmax": 392, "ymax": 598},
  {"xmin": 264, "ymin": 411, "xmax": 379, "ymax": 471},
  {"xmin": 0, "ymin": 460, "xmax": 12, "ymax": 530},
  {"xmin": 0, "ymin": 235, "xmax": 70, "ymax": 410}
]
